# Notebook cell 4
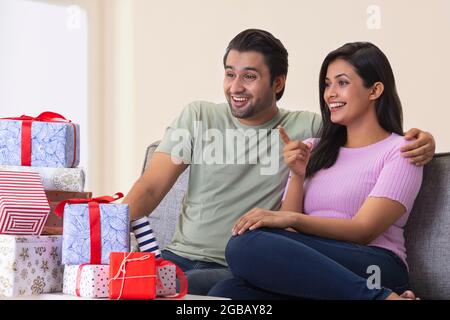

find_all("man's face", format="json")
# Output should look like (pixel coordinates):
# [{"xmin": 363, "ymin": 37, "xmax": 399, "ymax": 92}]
[{"xmin": 224, "ymin": 50, "xmax": 279, "ymax": 123}]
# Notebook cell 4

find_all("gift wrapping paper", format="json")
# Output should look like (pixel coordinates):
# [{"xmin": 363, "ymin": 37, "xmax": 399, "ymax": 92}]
[
  {"xmin": 63, "ymin": 264, "xmax": 109, "ymax": 298},
  {"xmin": 0, "ymin": 120, "xmax": 80, "ymax": 168},
  {"xmin": 130, "ymin": 217, "xmax": 161, "ymax": 258},
  {"xmin": 0, "ymin": 170, "xmax": 50, "ymax": 235},
  {"xmin": 130, "ymin": 217, "xmax": 177, "ymax": 296},
  {"xmin": 0, "ymin": 235, "xmax": 63, "ymax": 297},
  {"xmin": 156, "ymin": 264, "xmax": 177, "ymax": 296},
  {"xmin": 61, "ymin": 203, "xmax": 130, "ymax": 265},
  {"xmin": 0, "ymin": 165, "xmax": 85, "ymax": 192},
  {"xmin": 45, "ymin": 191, "xmax": 92, "ymax": 202},
  {"xmin": 109, "ymin": 252, "xmax": 157, "ymax": 300},
  {"xmin": 43, "ymin": 191, "xmax": 93, "ymax": 232},
  {"xmin": 62, "ymin": 263, "xmax": 176, "ymax": 298}
]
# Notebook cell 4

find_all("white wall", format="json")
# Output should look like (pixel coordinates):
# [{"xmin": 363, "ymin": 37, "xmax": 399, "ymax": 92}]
[
  {"xmin": 108, "ymin": 0, "xmax": 450, "ymax": 195},
  {"xmin": 0, "ymin": 0, "xmax": 89, "ymax": 181},
  {"xmin": 132, "ymin": 0, "xmax": 450, "ymax": 154}
]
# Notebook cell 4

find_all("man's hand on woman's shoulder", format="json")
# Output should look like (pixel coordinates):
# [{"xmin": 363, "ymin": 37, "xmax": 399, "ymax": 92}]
[{"xmin": 401, "ymin": 128, "xmax": 435, "ymax": 166}]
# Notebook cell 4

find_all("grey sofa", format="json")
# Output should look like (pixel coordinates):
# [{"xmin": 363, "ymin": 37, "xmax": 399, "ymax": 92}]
[{"xmin": 143, "ymin": 141, "xmax": 450, "ymax": 300}]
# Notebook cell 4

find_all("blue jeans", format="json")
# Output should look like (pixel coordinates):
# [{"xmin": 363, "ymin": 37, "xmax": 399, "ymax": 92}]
[
  {"xmin": 208, "ymin": 228, "xmax": 409, "ymax": 300},
  {"xmin": 161, "ymin": 249, "xmax": 232, "ymax": 295}
]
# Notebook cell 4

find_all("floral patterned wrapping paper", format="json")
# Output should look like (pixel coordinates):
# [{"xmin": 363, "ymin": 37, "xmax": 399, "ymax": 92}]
[
  {"xmin": 61, "ymin": 203, "xmax": 130, "ymax": 265},
  {"xmin": 0, "ymin": 120, "xmax": 80, "ymax": 168},
  {"xmin": 0, "ymin": 235, "xmax": 63, "ymax": 297},
  {"xmin": 0, "ymin": 165, "xmax": 85, "ymax": 192}
]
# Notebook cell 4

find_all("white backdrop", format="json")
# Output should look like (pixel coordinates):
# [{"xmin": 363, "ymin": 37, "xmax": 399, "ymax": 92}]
[{"xmin": 0, "ymin": 0, "xmax": 89, "ymax": 185}]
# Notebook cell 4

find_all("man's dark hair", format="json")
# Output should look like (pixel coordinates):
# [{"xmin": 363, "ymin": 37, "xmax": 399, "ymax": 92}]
[{"xmin": 223, "ymin": 29, "xmax": 288, "ymax": 101}]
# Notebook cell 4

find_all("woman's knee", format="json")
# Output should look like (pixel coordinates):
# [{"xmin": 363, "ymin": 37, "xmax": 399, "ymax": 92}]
[
  {"xmin": 225, "ymin": 229, "xmax": 269, "ymax": 270},
  {"xmin": 225, "ymin": 234, "xmax": 246, "ymax": 267}
]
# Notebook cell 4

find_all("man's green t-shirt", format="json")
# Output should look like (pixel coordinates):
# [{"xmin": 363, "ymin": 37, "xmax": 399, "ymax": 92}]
[{"xmin": 155, "ymin": 101, "xmax": 322, "ymax": 266}]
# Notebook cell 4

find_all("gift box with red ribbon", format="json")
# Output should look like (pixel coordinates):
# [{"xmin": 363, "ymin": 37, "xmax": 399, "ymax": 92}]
[
  {"xmin": 63, "ymin": 258, "xmax": 187, "ymax": 299},
  {"xmin": 130, "ymin": 217, "xmax": 188, "ymax": 297},
  {"xmin": 57, "ymin": 192, "xmax": 130, "ymax": 265},
  {"xmin": 41, "ymin": 191, "xmax": 93, "ymax": 235},
  {"xmin": 0, "ymin": 112, "xmax": 80, "ymax": 168},
  {"xmin": 0, "ymin": 170, "xmax": 50, "ymax": 235},
  {"xmin": 63, "ymin": 264, "xmax": 109, "ymax": 298},
  {"xmin": 109, "ymin": 252, "xmax": 157, "ymax": 300}
]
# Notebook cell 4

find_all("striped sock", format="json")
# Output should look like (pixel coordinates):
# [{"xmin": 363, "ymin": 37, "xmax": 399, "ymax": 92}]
[{"xmin": 130, "ymin": 217, "xmax": 161, "ymax": 258}]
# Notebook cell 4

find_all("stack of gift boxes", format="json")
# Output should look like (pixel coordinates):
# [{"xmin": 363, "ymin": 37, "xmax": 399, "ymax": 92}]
[
  {"xmin": 0, "ymin": 112, "xmax": 84, "ymax": 297},
  {"xmin": 0, "ymin": 112, "xmax": 186, "ymax": 299},
  {"xmin": 62, "ymin": 216, "xmax": 186, "ymax": 299}
]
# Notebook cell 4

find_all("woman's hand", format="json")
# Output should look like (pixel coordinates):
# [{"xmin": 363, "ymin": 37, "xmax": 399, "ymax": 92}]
[
  {"xmin": 232, "ymin": 208, "xmax": 299, "ymax": 235},
  {"xmin": 279, "ymin": 126, "xmax": 312, "ymax": 178}
]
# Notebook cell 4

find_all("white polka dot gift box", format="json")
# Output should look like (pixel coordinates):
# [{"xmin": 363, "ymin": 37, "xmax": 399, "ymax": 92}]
[
  {"xmin": 156, "ymin": 263, "xmax": 177, "ymax": 296},
  {"xmin": 62, "ymin": 261, "xmax": 180, "ymax": 298},
  {"xmin": 62, "ymin": 263, "xmax": 180, "ymax": 298},
  {"xmin": 63, "ymin": 264, "xmax": 109, "ymax": 298}
]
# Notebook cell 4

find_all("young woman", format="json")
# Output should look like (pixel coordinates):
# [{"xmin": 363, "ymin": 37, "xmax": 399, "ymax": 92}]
[{"xmin": 208, "ymin": 42, "xmax": 423, "ymax": 300}]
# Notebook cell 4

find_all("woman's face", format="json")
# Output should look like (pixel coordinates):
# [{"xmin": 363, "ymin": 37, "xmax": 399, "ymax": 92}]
[{"xmin": 324, "ymin": 59, "xmax": 375, "ymax": 126}]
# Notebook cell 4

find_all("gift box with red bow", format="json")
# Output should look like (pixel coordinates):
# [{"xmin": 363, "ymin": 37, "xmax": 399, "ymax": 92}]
[
  {"xmin": 63, "ymin": 264, "xmax": 109, "ymax": 298},
  {"xmin": 41, "ymin": 191, "xmax": 93, "ymax": 235},
  {"xmin": 63, "ymin": 258, "xmax": 187, "ymax": 299},
  {"xmin": 0, "ymin": 112, "xmax": 80, "ymax": 168},
  {"xmin": 57, "ymin": 192, "xmax": 130, "ymax": 265}
]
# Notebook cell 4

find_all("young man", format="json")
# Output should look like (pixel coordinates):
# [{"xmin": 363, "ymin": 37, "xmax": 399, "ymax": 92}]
[{"xmin": 123, "ymin": 29, "xmax": 435, "ymax": 295}]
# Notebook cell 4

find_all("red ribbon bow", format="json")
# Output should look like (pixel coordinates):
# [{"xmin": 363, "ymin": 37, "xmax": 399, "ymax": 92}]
[
  {"xmin": 55, "ymin": 192, "xmax": 124, "ymax": 264},
  {"xmin": 1, "ymin": 111, "xmax": 77, "ymax": 166},
  {"xmin": 156, "ymin": 258, "xmax": 188, "ymax": 299}
]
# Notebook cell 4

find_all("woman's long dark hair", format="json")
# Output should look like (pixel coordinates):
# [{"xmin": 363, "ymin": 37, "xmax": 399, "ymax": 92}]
[{"xmin": 306, "ymin": 42, "xmax": 404, "ymax": 178}]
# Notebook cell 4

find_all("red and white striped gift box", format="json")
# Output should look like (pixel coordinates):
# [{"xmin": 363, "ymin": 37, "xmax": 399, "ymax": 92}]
[{"xmin": 0, "ymin": 170, "xmax": 50, "ymax": 235}]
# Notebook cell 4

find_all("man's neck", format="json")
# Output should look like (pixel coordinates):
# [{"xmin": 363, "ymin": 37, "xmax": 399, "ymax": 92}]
[{"xmin": 237, "ymin": 106, "xmax": 279, "ymax": 126}]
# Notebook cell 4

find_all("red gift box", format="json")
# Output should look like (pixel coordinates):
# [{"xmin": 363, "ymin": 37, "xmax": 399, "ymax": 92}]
[{"xmin": 109, "ymin": 252, "xmax": 157, "ymax": 300}]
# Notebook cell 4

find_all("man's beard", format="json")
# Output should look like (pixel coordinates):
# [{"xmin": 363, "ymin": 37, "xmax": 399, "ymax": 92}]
[
  {"xmin": 228, "ymin": 100, "xmax": 255, "ymax": 118},
  {"xmin": 227, "ymin": 95, "xmax": 273, "ymax": 119}
]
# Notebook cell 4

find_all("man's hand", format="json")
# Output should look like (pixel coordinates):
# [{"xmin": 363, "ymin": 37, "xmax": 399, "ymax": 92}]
[{"xmin": 401, "ymin": 128, "xmax": 435, "ymax": 166}]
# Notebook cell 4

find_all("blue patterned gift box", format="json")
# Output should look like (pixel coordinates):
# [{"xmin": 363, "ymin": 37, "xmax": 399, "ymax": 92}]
[
  {"xmin": 61, "ymin": 203, "xmax": 130, "ymax": 265},
  {"xmin": 0, "ymin": 119, "xmax": 80, "ymax": 168}
]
